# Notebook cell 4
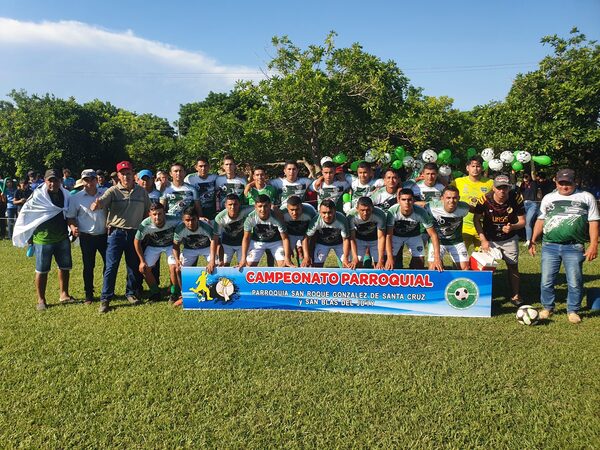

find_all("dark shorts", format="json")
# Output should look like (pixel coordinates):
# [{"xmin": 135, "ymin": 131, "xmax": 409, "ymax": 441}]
[{"xmin": 34, "ymin": 239, "xmax": 72, "ymax": 273}]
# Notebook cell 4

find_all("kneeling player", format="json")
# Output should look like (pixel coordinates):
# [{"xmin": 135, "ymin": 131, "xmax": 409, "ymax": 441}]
[
  {"xmin": 386, "ymin": 189, "xmax": 442, "ymax": 270},
  {"xmin": 282, "ymin": 195, "xmax": 317, "ymax": 265},
  {"xmin": 213, "ymin": 194, "xmax": 253, "ymax": 266},
  {"xmin": 347, "ymin": 197, "xmax": 387, "ymax": 269},
  {"xmin": 303, "ymin": 199, "xmax": 352, "ymax": 268},
  {"xmin": 173, "ymin": 206, "xmax": 217, "ymax": 273},
  {"xmin": 133, "ymin": 203, "xmax": 180, "ymax": 301},
  {"xmin": 425, "ymin": 186, "xmax": 470, "ymax": 270},
  {"xmin": 238, "ymin": 194, "xmax": 293, "ymax": 267}
]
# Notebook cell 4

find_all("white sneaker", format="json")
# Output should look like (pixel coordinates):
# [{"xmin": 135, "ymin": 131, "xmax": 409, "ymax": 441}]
[{"xmin": 524, "ymin": 240, "xmax": 530, "ymax": 247}]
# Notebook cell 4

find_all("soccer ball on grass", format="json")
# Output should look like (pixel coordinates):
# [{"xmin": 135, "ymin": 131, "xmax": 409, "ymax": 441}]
[{"xmin": 516, "ymin": 305, "xmax": 539, "ymax": 325}]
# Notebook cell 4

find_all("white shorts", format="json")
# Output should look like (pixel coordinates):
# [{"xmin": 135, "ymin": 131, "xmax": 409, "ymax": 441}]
[
  {"xmin": 247, "ymin": 240, "xmax": 285, "ymax": 263},
  {"xmin": 222, "ymin": 244, "xmax": 241, "ymax": 265},
  {"xmin": 355, "ymin": 239, "xmax": 380, "ymax": 262},
  {"xmin": 428, "ymin": 242, "xmax": 469, "ymax": 263},
  {"xmin": 144, "ymin": 245, "xmax": 176, "ymax": 267},
  {"xmin": 314, "ymin": 243, "xmax": 344, "ymax": 264},
  {"xmin": 180, "ymin": 247, "xmax": 212, "ymax": 267},
  {"xmin": 391, "ymin": 235, "xmax": 425, "ymax": 258}
]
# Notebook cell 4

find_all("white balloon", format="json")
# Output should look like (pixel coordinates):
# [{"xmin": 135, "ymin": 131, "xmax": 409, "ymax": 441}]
[
  {"xmin": 412, "ymin": 160, "xmax": 424, "ymax": 172},
  {"xmin": 364, "ymin": 150, "xmax": 375, "ymax": 163},
  {"xmin": 439, "ymin": 165, "xmax": 452, "ymax": 176},
  {"xmin": 516, "ymin": 151, "xmax": 531, "ymax": 163},
  {"xmin": 402, "ymin": 156, "xmax": 414, "ymax": 168},
  {"xmin": 488, "ymin": 158, "xmax": 504, "ymax": 171},
  {"xmin": 422, "ymin": 149, "xmax": 438, "ymax": 163},
  {"xmin": 381, "ymin": 152, "xmax": 391, "ymax": 164},
  {"xmin": 481, "ymin": 148, "xmax": 495, "ymax": 162},
  {"xmin": 500, "ymin": 151, "xmax": 515, "ymax": 163}
]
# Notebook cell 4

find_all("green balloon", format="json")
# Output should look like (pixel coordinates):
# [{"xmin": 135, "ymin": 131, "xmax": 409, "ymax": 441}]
[
  {"xmin": 513, "ymin": 150, "xmax": 520, "ymax": 157},
  {"xmin": 483, "ymin": 161, "xmax": 489, "ymax": 170},
  {"xmin": 466, "ymin": 148, "xmax": 477, "ymax": 158},
  {"xmin": 394, "ymin": 146, "xmax": 406, "ymax": 160},
  {"xmin": 532, "ymin": 155, "xmax": 552, "ymax": 166},
  {"xmin": 512, "ymin": 161, "xmax": 524, "ymax": 171},
  {"xmin": 350, "ymin": 160, "xmax": 363, "ymax": 172},
  {"xmin": 451, "ymin": 170, "xmax": 464, "ymax": 178},
  {"xmin": 391, "ymin": 159, "xmax": 403, "ymax": 169},
  {"xmin": 342, "ymin": 193, "xmax": 352, "ymax": 203},
  {"xmin": 333, "ymin": 152, "xmax": 347, "ymax": 164},
  {"xmin": 451, "ymin": 156, "xmax": 461, "ymax": 166},
  {"xmin": 438, "ymin": 149, "xmax": 452, "ymax": 163}
]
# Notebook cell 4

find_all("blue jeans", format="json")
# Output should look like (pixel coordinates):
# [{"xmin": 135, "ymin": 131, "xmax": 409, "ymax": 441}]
[
  {"xmin": 523, "ymin": 200, "xmax": 539, "ymax": 242},
  {"xmin": 79, "ymin": 233, "xmax": 108, "ymax": 298},
  {"xmin": 100, "ymin": 228, "xmax": 142, "ymax": 301},
  {"xmin": 540, "ymin": 242, "xmax": 585, "ymax": 313},
  {"xmin": 6, "ymin": 208, "xmax": 17, "ymax": 239}
]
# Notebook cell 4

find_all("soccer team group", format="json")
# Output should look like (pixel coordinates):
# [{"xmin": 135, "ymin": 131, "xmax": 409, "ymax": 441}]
[{"xmin": 17, "ymin": 154, "xmax": 599, "ymax": 321}]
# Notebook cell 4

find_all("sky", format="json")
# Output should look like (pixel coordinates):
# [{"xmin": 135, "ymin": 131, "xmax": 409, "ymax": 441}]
[{"xmin": 0, "ymin": 0, "xmax": 598, "ymax": 123}]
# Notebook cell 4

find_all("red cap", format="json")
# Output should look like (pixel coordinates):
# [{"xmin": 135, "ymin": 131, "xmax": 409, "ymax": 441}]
[{"xmin": 116, "ymin": 161, "xmax": 133, "ymax": 172}]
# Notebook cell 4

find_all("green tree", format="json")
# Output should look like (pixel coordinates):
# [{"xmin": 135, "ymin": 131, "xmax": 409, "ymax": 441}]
[{"xmin": 471, "ymin": 28, "xmax": 600, "ymax": 175}]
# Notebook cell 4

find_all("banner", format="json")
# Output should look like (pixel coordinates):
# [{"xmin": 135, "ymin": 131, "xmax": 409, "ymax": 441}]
[{"xmin": 181, "ymin": 267, "xmax": 492, "ymax": 317}]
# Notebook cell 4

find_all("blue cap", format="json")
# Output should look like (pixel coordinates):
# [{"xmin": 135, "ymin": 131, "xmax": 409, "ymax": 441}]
[{"xmin": 137, "ymin": 169, "xmax": 153, "ymax": 179}]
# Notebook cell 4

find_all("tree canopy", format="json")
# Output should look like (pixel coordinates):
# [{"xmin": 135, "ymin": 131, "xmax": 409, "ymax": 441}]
[{"xmin": 0, "ymin": 28, "xmax": 597, "ymax": 181}]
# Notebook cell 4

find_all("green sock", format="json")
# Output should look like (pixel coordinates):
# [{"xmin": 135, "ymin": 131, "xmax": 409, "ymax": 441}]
[
  {"xmin": 170, "ymin": 285, "xmax": 181, "ymax": 295},
  {"xmin": 149, "ymin": 285, "xmax": 159, "ymax": 295}
]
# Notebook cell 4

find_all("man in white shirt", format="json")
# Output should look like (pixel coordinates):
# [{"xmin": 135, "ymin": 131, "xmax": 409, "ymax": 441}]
[{"xmin": 66, "ymin": 169, "xmax": 108, "ymax": 304}]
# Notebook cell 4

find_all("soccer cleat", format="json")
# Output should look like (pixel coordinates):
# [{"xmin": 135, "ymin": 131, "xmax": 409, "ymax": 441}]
[
  {"xmin": 126, "ymin": 295, "xmax": 141, "ymax": 305},
  {"xmin": 99, "ymin": 301, "xmax": 110, "ymax": 314},
  {"xmin": 568, "ymin": 312, "xmax": 582, "ymax": 324},
  {"xmin": 539, "ymin": 309, "xmax": 553, "ymax": 320},
  {"xmin": 510, "ymin": 296, "xmax": 523, "ymax": 307}
]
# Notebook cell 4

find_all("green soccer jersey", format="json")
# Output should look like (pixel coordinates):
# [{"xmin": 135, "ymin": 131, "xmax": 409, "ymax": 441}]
[
  {"xmin": 174, "ymin": 220, "xmax": 214, "ymax": 249},
  {"xmin": 386, "ymin": 204, "xmax": 433, "ymax": 238},
  {"xmin": 347, "ymin": 206, "xmax": 387, "ymax": 242},
  {"xmin": 539, "ymin": 190, "xmax": 600, "ymax": 244},
  {"xmin": 135, "ymin": 216, "xmax": 180, "ymax": 248},
  {"xmin": 243, "ymin": 210, "xmax": 286, "ymax": 243},
  {"xmin": 246, "ymin": 185, "xmax": 279, "ymax": 205},
  {"xmin": 426, "ymin": 200, "xmax": 470, "ymax": 245}
]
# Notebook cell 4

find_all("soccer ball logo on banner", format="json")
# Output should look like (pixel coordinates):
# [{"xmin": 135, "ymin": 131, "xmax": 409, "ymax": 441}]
[{"xmin": 445, "ymin": 279, "xmax": 479, "ymax": 309}]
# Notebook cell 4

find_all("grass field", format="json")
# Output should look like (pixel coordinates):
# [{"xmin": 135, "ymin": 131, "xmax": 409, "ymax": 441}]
[{"xmin": 1, "ymin": 239, "xmax": 599, "ymax": 448}]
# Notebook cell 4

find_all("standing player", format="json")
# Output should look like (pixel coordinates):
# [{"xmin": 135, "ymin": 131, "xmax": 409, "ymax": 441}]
[
  {"xmin": 451, "ymin": 155, "xmax": 493, "ymax": 250},
  {"xmin": 133, "ymin": 203, "xmax": 180, "ymax": 302},
  {"xmin": 412, "ymin": 163, "xmax": 445, "ymax": 207},
  {"xmin": 244, "ymin": 166, "xmax": 279, "ymax": 205},
  {"xmin": 185, "ymin": 156, "xmax": 218, "ymax": 219},
  {"xmin": 213, "ymin": 194, "xmax": 253, "ymax": 266},
  {"xmin": 270, "ymin": 160, "xmax": 312, "ymax": 207},
  {"xmin": 215, "ymin": 155, "xmax": 247, "ymax": 210},
  {"xmin": 310, "ymin": 161, "xmax": 350, "ymax": 210},
  {"xmin": 343, "ymin": 162, "xmax": 384, "ymax": 212},
  {"xmin": 386, "ymin": 189, "xmax": 441, "ymax": 270},
  {"xmin": 347, "ymin": 197, "xmax": 388, "ymax": 269},
  {"xmin": 472, "ymin": 174, "xmax": 526, "ymax": 306},
  {"xmin": 281, "ymin": 195, "xmax": 317, "ymax": 265},
  {"xmin": 237, "ymin": 195, "xmax": 293, "ymax": 268},
  {"xmin": 161, "ymin": 163, "xmax": 202, "ymax": 218},
  {"xmin": 303, "ymin": 199, "xmax": 352, "ymax": 268},
  {"xmin": 426, "ymin": 186, "xmax": 470, "ymax": 270},
  {"xmin": 370, "ymin": 168, "xmax": 401, "ymax": 212}
]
